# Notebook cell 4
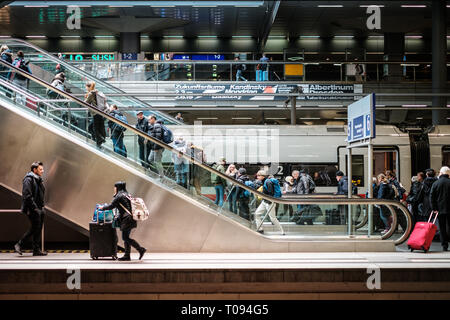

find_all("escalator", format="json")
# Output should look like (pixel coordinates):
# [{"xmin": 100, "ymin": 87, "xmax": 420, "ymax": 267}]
[
  {"xmin": 0, "ymin": 58, "xmax": 413, "ymax": 252},
  {"xmin": 1, "ymin": 38, "xmax": 180, "ymax": 125}
]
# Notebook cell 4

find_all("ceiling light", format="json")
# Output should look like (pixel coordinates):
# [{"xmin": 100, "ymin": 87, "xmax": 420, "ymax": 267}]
[
  {"xmin": 266, "ymin": 118, "xmax": 287, "ymax": 120},
  {"xmin": 197, "ymin": 117, "xmax": 218, "ymax": 120},
  {"xmin": 402, "ymin": 104, "xmax": 428, "ymax": 107},
  {"xmin": 318, "ymin": 5, "xmax": 343, "ymax": 8},
  {"xmin": 299, "ymin": 36, "xmax": 320, "ymax": 39},
  {"xmin": 232, "ymin": 117, "xmax": 253, "ymax": 120},
  {"xmin": 26, "ymin": 35, "xmax": 47, "ymax": 39},
  {"xmin": 95, "ymin": 35, "xmax": 115, "ymax": 38},
  {"xmin": 268, "ymin": 35, "xmax": 286, "ymax": 39},
  {"xmin": 109, "ymin": 5, "xmax": 133, "ymax": 7},
  {"xmin": 61, "ymin": 35, "xmax": 81, "ymax": 38},
  {"xmin": 360, "ymin": 5, "xmax": 385, "ymax": 8},
  {"xmin": 232, "ymin": 36, "xmax": 253, "ymax": 38},
  {"xmin": 368, "ymin": 36, "xmax": 384, "ymax": 39},
  {"xmin": 164, "ymin": 35, "xmax": 183, "ymax": 38},
  {"xmin": 401, "ymin": 5, "xmax": 427, "ymax": 8},
  {"xmin": 24, "ymin": 5, "xmax": 49, "ymax": 7},
  {"xmin": 318, "ymin": 105, "xmax": 344, "ymax": 107},
  {"xmin": 405, "ymin": 35, "xmax": 423, "ymax": 39},
  {"xmin": 334, "ymin": 36, "xmax": 354, "ymax": 39},
  {"xmin": 198, "ymin": 36, "xmax": 217, "ymax": 38},
  {"xmin": 300, "ymin": 117, "xmax": 320, "ymax": 120}
]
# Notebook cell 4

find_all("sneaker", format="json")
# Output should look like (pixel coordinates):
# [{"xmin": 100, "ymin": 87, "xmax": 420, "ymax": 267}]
[
  {"xmin": 380, "ymin": 228, "xmax": 390, "ymax": 235},
  {"xmin": 138, "ymin": 248, "xmax": 147, "ymax": 260},
  {"xmin": 33, "ymin": 250, "xmax": 48, "ymax": 256},
  {"xmin": 14, "ymin": 243, "xmax": 22, "ymax": 256}
]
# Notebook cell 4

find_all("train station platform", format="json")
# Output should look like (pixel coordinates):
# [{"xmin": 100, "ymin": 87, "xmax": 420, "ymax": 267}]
[{"xmin": 1, "ymin": 243, "xmax": 450, "ymax": 300}]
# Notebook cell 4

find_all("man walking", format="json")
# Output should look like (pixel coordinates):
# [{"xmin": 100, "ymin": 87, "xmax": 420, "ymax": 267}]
[
  {"xmin": 147, "ymin": 115, "xmax": 165, "ymax": 176},
  {"xmin": 14, "ymin": 161, "xmax": 47, "ymax": 256},
  {"xmin": 430, "ymin": 166, "xmax": 450, "ymax": 251}
]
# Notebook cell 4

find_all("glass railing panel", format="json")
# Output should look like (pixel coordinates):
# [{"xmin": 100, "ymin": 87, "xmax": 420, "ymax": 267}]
[{"xmin": 2, "ymin": 39, "xmax": 178, "ymax": 125}]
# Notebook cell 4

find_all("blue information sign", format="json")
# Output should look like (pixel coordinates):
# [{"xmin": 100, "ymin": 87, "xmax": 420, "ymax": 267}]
[{"xmin": 347, "ymin": 93, "xmax": 376, "ymax": 143}]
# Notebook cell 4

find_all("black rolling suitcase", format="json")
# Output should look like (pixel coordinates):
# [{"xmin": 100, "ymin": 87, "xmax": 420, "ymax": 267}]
[
  {"xmin": 325, "ymin": 208, "xmax": 342, "ymax": 225},
  {"xmin": 89, "ymin": 215, "xmax": 118, "ymax": 260}
]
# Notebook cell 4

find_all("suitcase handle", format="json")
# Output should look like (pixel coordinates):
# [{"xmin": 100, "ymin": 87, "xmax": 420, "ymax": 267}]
[{"xmin": 428, "ymin": 211, "xmax": 439, "ymax": 224}]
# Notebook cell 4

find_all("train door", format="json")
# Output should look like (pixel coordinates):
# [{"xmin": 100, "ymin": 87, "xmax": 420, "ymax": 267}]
[
  {"xmin": 442, "ymin": 146, "xmax": 450, "ymax": 166},
  {"xmin": 338, "ymin": 147, "xmax": 366, "ymax": 193},
  {"xmin": 373, "ymin": 147, "xmax": 399, "ymax": 178}
]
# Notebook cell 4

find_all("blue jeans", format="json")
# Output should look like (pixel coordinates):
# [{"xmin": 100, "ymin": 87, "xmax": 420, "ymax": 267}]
[
  {"xmin": 256, "ymin": 70, "xmax": 262, "ymax": 81},
  {"xmin": 379, "ymin": 206, "xmax": 391, "ymax": 229},
  {"xmin": 236, "ymin": 70, "xmax": 247, "ymax": 81},
  {"xmin": 174, "ymin": 163, "xmax": 188, "ymax": 187},
  {"xmin": 228, "ymin": 188, "xmax": 238, "ymax": 214},
  {"xmin": 111, "ymin": 136, "xmax": 127, "ymax": 157},
  {"xmin": 215, "ymin": 184, "xmax": 224, "ymax": 207}
]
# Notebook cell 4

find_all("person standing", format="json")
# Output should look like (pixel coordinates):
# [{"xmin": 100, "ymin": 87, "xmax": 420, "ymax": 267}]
[
  {"xmin": 236, "ymin": 168, "xmax": 251, "ymax": 219},
  {"xmin": 172, "ymin": 137, "xmax": 189, "ymax": 188},
  {"xmin": 406, "ymin": 172, "xmax": 424, "ymax": 226},
  {"xmin": 225, "ymin": 163, "xmax": 239, "ymax": 214},
  {"xmin": 254, "ymin": 171, "xmax": 284, "ymax": 235},
  {"xmin": 175, "ymin": 112, "xmax": 184, "ymax": 123},
  {"xmin": 0, "ymin": 45, "xmax": 13, "ymax": 80},
  {"xmin": 211, "ymin": 157, "xmax": 227, "ymax": 207},
  {"xmin": 135, "ymin": 111, "xmax": 149, "ymax": 168},
  {"xmin": 430, "ymin": 166, "xmax": 450, "ymax": 251},
  {"xmin": 10, "ymin": 51, "xmax": 32, "ymax": 106},
  {"xmin": 417, "ymin": 169, "xmax": 438, "ymax": 222},
  {"xmin": 259, "ymin": 53, "xmax": 269, "ymax": 81},
  {"xmin": 85, "ymin": 81, "xmax": 106, "ymax": 148},
  {"xmin": 108, "ymin": 105, "xmax": 127, "ymax": 157},
  {"xmin": 14, "ymin": 162, "xmax": 47, "ymax": 256},
  {"xmin": 99, "ymin": 181, "xmax": 146, "ymax": 261},
  {"xmin": 147, "ymin": 115, "xmax": 165, "ymax": 176}
]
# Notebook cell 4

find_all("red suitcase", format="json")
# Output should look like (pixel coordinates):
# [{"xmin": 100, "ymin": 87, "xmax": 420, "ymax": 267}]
[{"xmin": 407, "ymin": 211, "xmax": 438, "ymax": 253}]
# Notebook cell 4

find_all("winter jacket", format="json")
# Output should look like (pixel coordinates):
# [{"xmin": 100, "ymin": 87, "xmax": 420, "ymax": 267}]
[
  {"xmin": 10, "ymin": 57, "xmax": 32, "ymax": 81},
  {"xmin": 102, "ymin": 190, "xmax": 137, "ymax": 231},
  {"xmin": 172, "ymin": 139, "xmax": 187, "ymax": 165},
  {"xmin": 0, "ymin": 49, "xmax": 13, "ymax": 77},
  {"xmin": 211, "ymin": 164, "xmax": 226, "ymax": 185},
  {"xmin": 147, "ymin": 120, "xmax": 164, "ymax": 151},
  {"xmin": 236, "ymin": 174, "xmax": 250, "ymax": 199},
  {"xmin": 406, "ymin": 181, "xmax": 423, "ymax": 205},
  {"xmin": 430, "ymin": 174, "xmax": 450, "ymax": 215},
  {"xmin": 283, "ymin": 181, "xmax": 295, "ymax": 194},
  {"xmin": 107, "ymin": 109, "xmax": 126, "ymax": 139},
  {"xmin": 296, "ymin": 174, "xmax": 313, "ymax": 194},
  {"xmin": 377, "ymin": 182, "xmax": 392, "ymax": 200},
  {"xmin": 21, "ymin": 172, "xmax": 45, "ymax": 214},
  {"xmin": 389, "ymin": 177, "xmax": 406, "ymax": 200},
  {"xmin": 417, "ymin": 177, "xmax": 437, "ymax": 217},
  {"xmin": 136, "ymin": 116, "xmax": 149, "ymax": 144},
  {"xmin": 337, "ymin": 176, "xmax": 349, "ymax": 195}
]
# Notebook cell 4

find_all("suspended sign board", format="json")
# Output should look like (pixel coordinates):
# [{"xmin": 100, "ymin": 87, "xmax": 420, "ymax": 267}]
[{"xmin": 347, "ymin": 93, "xmax": 376, "ymax": 143}]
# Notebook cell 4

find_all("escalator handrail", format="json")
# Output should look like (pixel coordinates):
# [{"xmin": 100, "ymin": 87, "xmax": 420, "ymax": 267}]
[
  {"xmin": 0, "ymin": 58, "xmax": 413, "ymax": 244},
  {"xmin": 3, "ymin": 38, "xmax": 183, "ymax": 125}
]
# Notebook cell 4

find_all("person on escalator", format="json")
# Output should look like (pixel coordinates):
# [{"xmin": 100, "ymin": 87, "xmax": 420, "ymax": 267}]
[
  {"xmin": 0, "ymin": 45, "xmax": 13, "ymax": 80},
  {"xmin": 99, "ymin": 181, "xmax": 146, "ymax": 261},
  {"xmin": 136, "ymin": 111, "xmax": 150, "ymax": 168},
  {"xmin": 108, "ymin": 104, "xmax": 127, "ymax": 157},
  {"xmin": 85, "ymin": 81, "xmax": 106, "ymax": 148},
  {"xmin": 147, "ymin": 115, "xmax": 165, "ymax": 176},
  {"xmin": 10, "ymin": 51, "xmax": 32, "ymax": 106},
  {"xmin": 254, "ymin": 171, "xmax": 284, "ymax": 235}
]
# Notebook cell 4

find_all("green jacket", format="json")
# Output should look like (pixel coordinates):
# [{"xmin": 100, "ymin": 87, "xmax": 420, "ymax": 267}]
[{"xmin": 211, "ymin": 164, "xmax": 226, "ymax": 185}]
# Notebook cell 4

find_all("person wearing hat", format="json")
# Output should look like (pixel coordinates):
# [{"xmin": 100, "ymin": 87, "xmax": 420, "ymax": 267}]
[
  {"xmin": 135, "ymin": 111, "xmax": 149, "ymax": 168},
  {"xmin": 211, "ymin": 157, "xmax": 227, "ymax": 207},
  {"xmin": 99, "ymin": 181, "xmax": 146, "ymax": 261},
  {"xmin": 335, "ymin": 170, "xmax": 349, "ymax": 195}
]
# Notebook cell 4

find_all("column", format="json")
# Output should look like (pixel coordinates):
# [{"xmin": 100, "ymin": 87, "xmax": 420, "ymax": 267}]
[{"xmin": 383, "ymin": 33, "xmax": 405, "ymax": 81}]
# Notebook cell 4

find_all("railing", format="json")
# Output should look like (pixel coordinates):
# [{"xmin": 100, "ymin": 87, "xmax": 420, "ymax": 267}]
[
  {"xmin": 1, "ymin": 38, "xmax": 181, "ymax": 125},
  {"xmin": 0, "ymin": 58, "xmax": 413, "ymax": 244},
  {"xmin": 62, "ymin": 59, "xmax": 450, "ymax": 83}
]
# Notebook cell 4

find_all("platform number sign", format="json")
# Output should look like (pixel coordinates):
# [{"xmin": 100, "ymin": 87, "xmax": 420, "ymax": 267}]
[
  {"xmin": 347, "ymin": 93, "xmax": 376, "ymax": 144},
  {"xmin": 122, "ymin": 53, "xmax": 138, "ymax": 61}
]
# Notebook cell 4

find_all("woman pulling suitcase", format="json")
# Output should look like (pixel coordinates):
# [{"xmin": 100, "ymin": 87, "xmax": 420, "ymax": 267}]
[{"xmin": 99, "ymin": 181, "xmax": 146, "ymax": 261}]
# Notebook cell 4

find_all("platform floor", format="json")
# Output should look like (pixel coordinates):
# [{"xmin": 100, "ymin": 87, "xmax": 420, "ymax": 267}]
[{"xmin": 0, "ymin": 242, "xmax": 449, "ymax": 270}]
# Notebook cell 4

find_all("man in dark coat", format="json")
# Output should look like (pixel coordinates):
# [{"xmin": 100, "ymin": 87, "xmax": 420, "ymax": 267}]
[
  {"xmin": 136, "ymin": 111, "xmax": 149, "ymax": 168},
  {"xmin": 14, "ymin": 162, "xmax": 47, "ymax": 256},
  {"xmin": 430, "ymin": 166, "xmax": 450, "ymax": 251},
  {"xmin": 417, "ymin": 169, "xmax": 438, "ymax": 221},
  {"xmin": 147, "ymin": 115, "xmax": 164, "ymax": 175},
  {"xmin": 100, "ymin": 181, "xmax": 146, "ymax": 261}
]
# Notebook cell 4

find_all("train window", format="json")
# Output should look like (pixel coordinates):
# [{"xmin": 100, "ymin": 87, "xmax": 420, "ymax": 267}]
[
  {"xmin": 345, "ymin": 155, "xmax": 365, "ymax": 187},
  {"xmin": 373, "ymin": 148, "xmax": 399, "ymax": 178},
  {"xmin": 289, "ymin": 164, "xmax": 339, "ymax": 187},
  {"xmin": 443, "ymin": 147, "xmax": 450, "ymax": 166}
]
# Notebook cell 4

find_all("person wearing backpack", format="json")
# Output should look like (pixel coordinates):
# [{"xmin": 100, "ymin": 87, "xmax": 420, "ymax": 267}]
[
  {"xmin": 386, "ymin": 170, "xmax": 406, "ymax": 201},
  {"xmin": 99, "ymin": 181, "xmax": 146, "ymax": 261},
  {"xmin": 147, "ymin": 115, "xmax": 165, "ymax": 176},
  {"xmin": 281, "ymin": 176, "xmax": 295, "ymax": 219},
  {"xmin": 254, "ymin": 171, "xmax": 284, "ymax": 235},
  {"xmin": 10, "ymin": 51, "xmax": 32, "ymax": 106},
  {"xmin": 108, "ymin": 105, "xmax": 127, "ymax": 157},
  {"xmin": 85, "ymin": 81, "xmax": 106, "ymax": 148}
]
